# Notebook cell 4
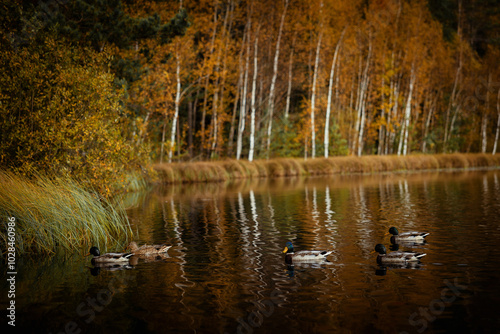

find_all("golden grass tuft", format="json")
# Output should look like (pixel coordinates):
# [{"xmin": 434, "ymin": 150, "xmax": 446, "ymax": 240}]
[
  {"xmin": 220, "ymin": 159, "xmax": 247, "ymax": 179},
  {"xmin": 0, "ymin": 171, "xmax": 132, "ymax": 255},
  {"xmin": 263, "ymin": 160, "xmax": 286, "ymax": 177},
  {"xmin": 435, "ymin": 153, "xmax": 469, "ymax": 169}
]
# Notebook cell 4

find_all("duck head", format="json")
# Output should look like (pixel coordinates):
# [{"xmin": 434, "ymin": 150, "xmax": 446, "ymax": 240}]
[
  {"xmin": 87, "ymin": 246, "xmax": 100, "ymax": 257},
  {"xmin": 374, "ymin": 244, "xmax": 387, "ymax": 255},
  {"xmin": 388, "ymin": 227, "xmax": 399, "ymax": 236},
  {"xmin": 127, "ymin": 241, "xmax": 139, "ymax": 251},
  {"xmin": 283, "ymin": 241, "xmax": 294, "ymax": 254}
]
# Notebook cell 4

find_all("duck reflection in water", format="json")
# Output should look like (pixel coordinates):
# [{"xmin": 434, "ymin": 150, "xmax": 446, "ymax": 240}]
[
  {"xmin": 88, "ymin": 262, "xmax": 134, "ymax": 276},
  {"xmin": 375, "ymin": 261, "xmax": 424, "ymax": 276},
  {"xmin": 389, "ymin": 243, "xmax": 428, "ymax": 252}
]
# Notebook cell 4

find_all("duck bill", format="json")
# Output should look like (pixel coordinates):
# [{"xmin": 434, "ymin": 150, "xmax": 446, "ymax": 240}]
[
  {"xmin": 384, "ymin": 232, "xmax": 390, "ymax": 236},
  {"xmin": 84, "ymin": 252, "xmax": 91, "ymax": 257},
  {"xmin": 370, "ymin": 250, "xmax": 376, "ymax": 254},
  {"xmin": 282, "ymin": 247, "xmax": 288, "ymax": 254}
]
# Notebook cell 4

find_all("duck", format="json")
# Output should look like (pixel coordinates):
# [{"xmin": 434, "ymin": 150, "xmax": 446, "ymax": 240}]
[
  {"xmin": 282, "ymin": 241, "xmax": 333, "ymax": 262},
  {"xmin": 387, "ymin": 226, "xmax": 429, "ymax": 244},
  {"xmin": 86, "ymin": 246, "xmax": 133, "ymax": 265},
  {"xmin": 373, "ymin": 244, "xmax": 426, "ymax": 265},
  {"xmin": 127, "ymin": 241, "xmax": 171, "ymax": 255}
]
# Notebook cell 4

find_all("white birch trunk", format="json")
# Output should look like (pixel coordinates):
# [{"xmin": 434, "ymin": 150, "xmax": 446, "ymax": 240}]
[
  {"xmin": 168, "ymin": 53, "xmax": 181, "ymax": 163},
  {"xmin": 249, "ymin": 32, "xmax": 259, "ymax": 162},
  {"xmin": 348, "ymin": 71, "xmax": 355, "ymax": 152},
  {"xmin": 481, "ymin": 73, "xmax": 491, "ymax": 153},
  {"xmin": 285, "ymin": 47, "xmax": 294, "ymax": 119},
  {"xmin": 353, "ymin": 56, "xmax": 363, "ymax": 152},
  {"xmin": 401, "ymin": 68, "xmax": 415, "ymax": 156},
  {"xmin": 481, "ymin": 116, "xmax": 488, "ymax": 153},
  {"xmin": 310, "ymin": 29, "xmax": 323, "ymax": 159},
  {"xmin": 266, "ymin": 0, "xmax": 288, "ymax": 158},
  {"xmin": 236, "ymin": 26, "xmax": 251, "ymax": 160},
  {"xmin": 378, "ymin": 68, "xmax": 386, "ymax": 155},
  {"xmin": 397, "ymin": 77, "xmax": 411, "ymax": 156},
  {"xmin": 357, "ymin": 77, "xmax": 370, "ymax": 156},
  {"xmin": 324, "ymin": 29, "xmax": 345, "ymax": 158},
  {"xmin": 356, "ymin": 40, "xmax": 372, "ymax": 156}
]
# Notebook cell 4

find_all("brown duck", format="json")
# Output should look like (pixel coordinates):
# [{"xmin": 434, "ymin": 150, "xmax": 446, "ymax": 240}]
[{"xmin": 127, "ymin": 241, "xmax": 171, "ymax": 255}]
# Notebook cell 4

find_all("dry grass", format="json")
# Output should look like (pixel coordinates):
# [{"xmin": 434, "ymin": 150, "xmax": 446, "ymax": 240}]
[
  {"xmin": 0, "ymin": 171, "xmax": 132, "ymax": 255},
  {"xmin": 153, "ymin": 153, "xmax": 500, "ymax": 184}
]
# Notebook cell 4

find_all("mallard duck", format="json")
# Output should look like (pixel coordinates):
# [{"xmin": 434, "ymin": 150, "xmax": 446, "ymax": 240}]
[
  {"xmin": 387, "ymin": 226, "xmax": 429, "ymax": 244},
  {"xmin": 127, "ymin": 241, "xmax": 171, "ymax": 255},
  {"xmin": 282, "ymin": 241, "xmax": 333, "ymax": 262},
  {"xmin": 86, "ymin": 246, "xmax": 133, "ymax": 265},
  {"xmin": 373, "ymin": 244, "xmax": 426, "ymax": 265}
]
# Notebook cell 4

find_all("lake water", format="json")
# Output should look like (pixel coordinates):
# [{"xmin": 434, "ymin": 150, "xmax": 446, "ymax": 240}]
[{"xmin": 2, "ymin": 169, "xmax": 500, "ymax": 333}]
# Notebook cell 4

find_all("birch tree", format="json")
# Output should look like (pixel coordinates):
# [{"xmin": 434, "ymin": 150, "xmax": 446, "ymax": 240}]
[
  {"xmin": 310, "ymin": 1, "xmax": 324, "ymax": 159},
  {"xmin": 324, "ymin": 28, "xmax": 346, "ymax": 158},
  {"xmin": 249, "ymin": 26, "xmax": 260, "ymax": 162},
  {"xmin": 285, "ymin": 40, "xmax": 295, "ymax": 119},
  {"xmin": 168, "ymin": 51, "xmax": 182, "ymax": 163},
  {"xmin": 355, "ymin": 37, "xmax": 372, "ymax": 156},
  {"xmin": 398, "ymin": 65, "xmax": 416, "ymax": 156},
  {"xmin": 481, "ymin": 73, "xmax": 491, "ymax": 153},
  {"xmin": 265, "ymin": 0, "xmax": 288, "ymax": 159},
  {"xmin": 236, "ymin": 13, "xmax": 252, "ymax": 160}
]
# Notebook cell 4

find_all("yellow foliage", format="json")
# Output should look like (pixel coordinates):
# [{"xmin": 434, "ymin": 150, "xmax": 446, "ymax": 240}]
[{"xmin": 0, "ymin": 39, "xmax": 149, "ymax": 195}]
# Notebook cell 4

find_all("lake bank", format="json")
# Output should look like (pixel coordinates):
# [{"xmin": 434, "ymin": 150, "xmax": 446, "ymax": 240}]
[{"xmin": 153, "ymin": 153, "xmax": 500, "ymax": 183}]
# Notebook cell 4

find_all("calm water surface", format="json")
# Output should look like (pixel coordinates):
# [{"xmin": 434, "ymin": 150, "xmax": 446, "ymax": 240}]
[{"xmin": 2, "ymin": 169, "xmax": 500, "ymax": 333}]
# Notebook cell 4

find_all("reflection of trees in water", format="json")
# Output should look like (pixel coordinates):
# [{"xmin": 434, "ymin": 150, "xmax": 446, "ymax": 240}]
[{"xmin": 122, "ymin": 170, "xmax": 500, "ymax": 332}]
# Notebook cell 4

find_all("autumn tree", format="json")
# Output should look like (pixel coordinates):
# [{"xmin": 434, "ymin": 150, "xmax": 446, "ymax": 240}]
[{"xmin": 0, "ymin": 36, "xmax": 142, "ymax": 194}]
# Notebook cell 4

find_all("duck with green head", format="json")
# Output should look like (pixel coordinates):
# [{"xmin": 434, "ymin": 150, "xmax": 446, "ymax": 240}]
[
  {"xmin": 387, "ymin": 227, "xmax": 429, "ymax": 244},
  {"xmin": 86, "ymin": 246, "xmax": 133, "ymax": 265},
  {"xmin": 373, "ymin": 243, "xmax": 426, "ymax": 265},
  {"xmin": 283, "ymin": 241, "xmax": 333, "ymax": 262}
]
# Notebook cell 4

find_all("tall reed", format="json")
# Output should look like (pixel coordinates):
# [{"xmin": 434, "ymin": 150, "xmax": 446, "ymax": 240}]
[{"xmin": 0, "ymin": 171, "xmax": 132, "ymax": 255}]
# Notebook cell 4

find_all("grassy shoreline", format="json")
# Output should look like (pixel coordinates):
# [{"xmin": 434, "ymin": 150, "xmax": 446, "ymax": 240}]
[
  {"xmin": 0, "ymin": 171, "xmax": 133, "ymax": 256},
  {"xmin": 154, "ymin": 153, "xmax": 500, "ymax": 183},
  {"xmin": 2, "ymin": 153, "xmax": 499, "ymax": 256}
]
